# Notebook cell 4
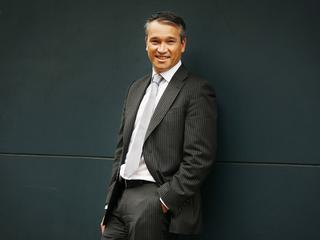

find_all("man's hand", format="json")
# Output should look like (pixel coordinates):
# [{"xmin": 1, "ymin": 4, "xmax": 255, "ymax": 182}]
[
  {"xmin": 160, "ymin": 202, "xmax": 168, "ymax": 214},
  {"xmin": 100, "ymin": 217, "xmax": 106, "ymax": 235}
]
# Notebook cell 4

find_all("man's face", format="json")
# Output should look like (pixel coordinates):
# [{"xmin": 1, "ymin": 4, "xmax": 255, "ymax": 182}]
[{"xmin": 145, "ymin": 20, "xmax": 186, "ymax": 73}]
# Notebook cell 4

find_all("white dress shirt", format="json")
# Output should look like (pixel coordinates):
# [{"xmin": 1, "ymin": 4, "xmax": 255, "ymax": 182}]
[{"xmin": 119, "ymin": 61, "xmax": 182, "ymax": 182}]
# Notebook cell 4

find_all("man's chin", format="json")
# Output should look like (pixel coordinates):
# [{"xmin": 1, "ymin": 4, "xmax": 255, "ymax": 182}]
[
  {"xmin": 154, "ymin": 66, "xmax": 169, "ymax": 73},
  {"xmin": 153, "ymin": 63, "xmax": 167, "ymax": 72}
]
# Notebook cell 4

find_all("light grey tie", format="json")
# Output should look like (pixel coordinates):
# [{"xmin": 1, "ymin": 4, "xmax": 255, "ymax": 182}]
[{"xmin": 124, "ymin": 74, "xmax": 163, "ymax": 177}]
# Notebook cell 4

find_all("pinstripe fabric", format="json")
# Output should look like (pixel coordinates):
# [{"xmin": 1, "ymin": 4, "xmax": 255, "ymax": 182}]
[
  {"xmin": 103, "ymin": 65, "xmax": 217, "ymax": 235},
  {"xmin": 102, "ymin": 184, "xmax": 176, "ymax": 240}
]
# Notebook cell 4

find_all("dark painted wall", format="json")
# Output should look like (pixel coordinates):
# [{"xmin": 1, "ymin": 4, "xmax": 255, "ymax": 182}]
[{"xmin": 1, "ymin": 0, "xmax": 319, "ymax": 239}]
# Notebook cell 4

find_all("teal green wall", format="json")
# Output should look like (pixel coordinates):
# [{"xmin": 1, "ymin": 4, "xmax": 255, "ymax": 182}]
[{"xmin": 1, "ymin": 0, "xmax": 319, "ymax": 239}]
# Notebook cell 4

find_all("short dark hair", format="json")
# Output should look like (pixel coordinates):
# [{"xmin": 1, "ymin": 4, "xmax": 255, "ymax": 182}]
[{"xmin": 144, "ymin": 11, "xmax": 186, "ymax": 41}]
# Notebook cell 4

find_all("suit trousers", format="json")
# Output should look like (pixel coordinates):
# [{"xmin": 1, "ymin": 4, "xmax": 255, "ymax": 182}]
[{"xmin": 101, "ymin": 182, "xmax": 176, "ymax": 240}]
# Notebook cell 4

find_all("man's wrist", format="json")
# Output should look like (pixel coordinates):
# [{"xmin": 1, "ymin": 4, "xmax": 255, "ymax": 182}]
[{"xmin": 160, "ymin": 198, "xmax": 169, "ymax": 210}]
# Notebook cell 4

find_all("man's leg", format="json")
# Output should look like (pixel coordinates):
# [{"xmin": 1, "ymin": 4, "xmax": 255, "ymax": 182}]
[
  {"xmin": 102, "ymin": 182, "xmax": 176, "ymax": 240},
  {"xmin": 101, "ymin": 190, "xmax": 128, "ymax": 240},
  {"xmin": 101, "ymin": 213, "xmax": 128, "ymax": 240},
  {"xmin": 123, "ymin": 183, "xmax": 176, "ymax": 240}
]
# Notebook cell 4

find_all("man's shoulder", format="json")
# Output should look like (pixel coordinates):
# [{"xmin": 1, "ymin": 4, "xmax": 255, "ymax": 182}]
[
  {"xmin": 184, "ymin": 71, "xmax": 216, "ymax": 94},
  {"xmin": 177, "ymin": 65, "xmax": 212, "ymax": 87},
  {"xmin": 124, "ymin": 74, "xmax": 151, "ymax": 94},
  {"xmin": 135, "ymin": 73, "xmax": 151, "ymax": 82},
  {"xmin": 131, "ymin": 74, "xmax": 150, "ymax": 87}
]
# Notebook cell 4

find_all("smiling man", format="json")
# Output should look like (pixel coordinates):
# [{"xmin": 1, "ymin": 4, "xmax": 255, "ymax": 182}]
[
  {"xmin": 146, "ymin": 19, "xmax": 186, "ymax": 73},
  {"xmin": 101, "ymin": 11, "xmax": 217, "ymax": 240}
]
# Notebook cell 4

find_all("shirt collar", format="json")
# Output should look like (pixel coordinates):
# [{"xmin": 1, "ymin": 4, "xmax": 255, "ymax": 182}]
[{"xmin": 152, "ymin": 60, "xmax": 182, "ymax": 83}]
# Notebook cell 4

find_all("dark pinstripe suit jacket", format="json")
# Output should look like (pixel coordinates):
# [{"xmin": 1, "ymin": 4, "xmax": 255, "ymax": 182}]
[{"xmin": 104, "ymin": 65, "xmax": 217, "ymax": 234}]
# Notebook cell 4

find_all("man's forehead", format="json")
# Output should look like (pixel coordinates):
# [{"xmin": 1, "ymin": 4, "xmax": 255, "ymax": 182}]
[{"xmin": 146, "ymin": 21, "xmax": 181, "ymax": 36}]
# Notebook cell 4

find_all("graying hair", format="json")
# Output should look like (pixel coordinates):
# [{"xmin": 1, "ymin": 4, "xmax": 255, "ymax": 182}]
[{"xmin": 144, "ymin": 11, "xmax": 186, "ymax": 42}]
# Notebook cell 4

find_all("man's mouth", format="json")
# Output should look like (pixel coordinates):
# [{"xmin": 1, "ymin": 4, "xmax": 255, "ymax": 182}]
[{"xmin": 156, "ymin": 55, "xmax": 170, "ymax": 61}]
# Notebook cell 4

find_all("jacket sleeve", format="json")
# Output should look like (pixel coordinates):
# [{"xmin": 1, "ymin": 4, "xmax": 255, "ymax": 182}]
[
  {"xmin": 158, "ymin": 81, "xmax": 217, "ymax": 215},
  {"xmin": 104, "ymin": 94, "xmax": 127, "ymax": 207},
  {"xmin": 109, "ymin": 103, "xmax": 125, "ymax": 184}
]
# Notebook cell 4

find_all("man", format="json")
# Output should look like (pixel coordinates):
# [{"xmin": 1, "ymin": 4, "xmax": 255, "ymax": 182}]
[{"xmin": 101, "ymin": 11, "xmax": 217, "ymax": 240}]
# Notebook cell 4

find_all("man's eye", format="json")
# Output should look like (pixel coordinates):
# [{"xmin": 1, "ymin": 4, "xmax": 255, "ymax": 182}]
[{"xmin": 151, "ymin": 40, "xmax": 159, "ymax": 44}]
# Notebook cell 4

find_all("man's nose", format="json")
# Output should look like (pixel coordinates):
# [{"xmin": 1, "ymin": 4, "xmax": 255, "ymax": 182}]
[{"xmin": 157, "ymin": 43, "xmax": 167, "ymax": 53}]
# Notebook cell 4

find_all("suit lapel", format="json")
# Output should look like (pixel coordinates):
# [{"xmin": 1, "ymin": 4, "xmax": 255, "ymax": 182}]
[
  {"xmin": 144, "ymin": 65, "xmax": 189, "ymax": 142},
  {"xmin": 122, "ymin": 75, "xmax": 151, "ymax": 156}
]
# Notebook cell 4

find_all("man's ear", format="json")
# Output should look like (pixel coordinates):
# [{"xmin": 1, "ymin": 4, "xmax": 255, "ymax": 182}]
[
  {"xmin": 145, "ymin": 36, "xmax": 148, "ymax": 51},
  {"xmin": 181, "ymin": 38, "xmax": 187, "ymax": 53}
]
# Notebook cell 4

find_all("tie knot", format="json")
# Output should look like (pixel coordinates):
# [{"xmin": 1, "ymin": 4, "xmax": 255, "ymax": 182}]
[{"xmin": 152, "ymin": 74, "xmax": 162, "ymax": 86}]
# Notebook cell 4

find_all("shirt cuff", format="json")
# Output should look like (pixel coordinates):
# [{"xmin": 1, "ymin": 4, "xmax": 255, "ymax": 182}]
[
  {"xmin": 104, "ymin": 204, "xmax": 108, "ymax": 210},
  {"xmin": 160, "ymin": 198, "xmax": 169, "ymax": 210}
]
